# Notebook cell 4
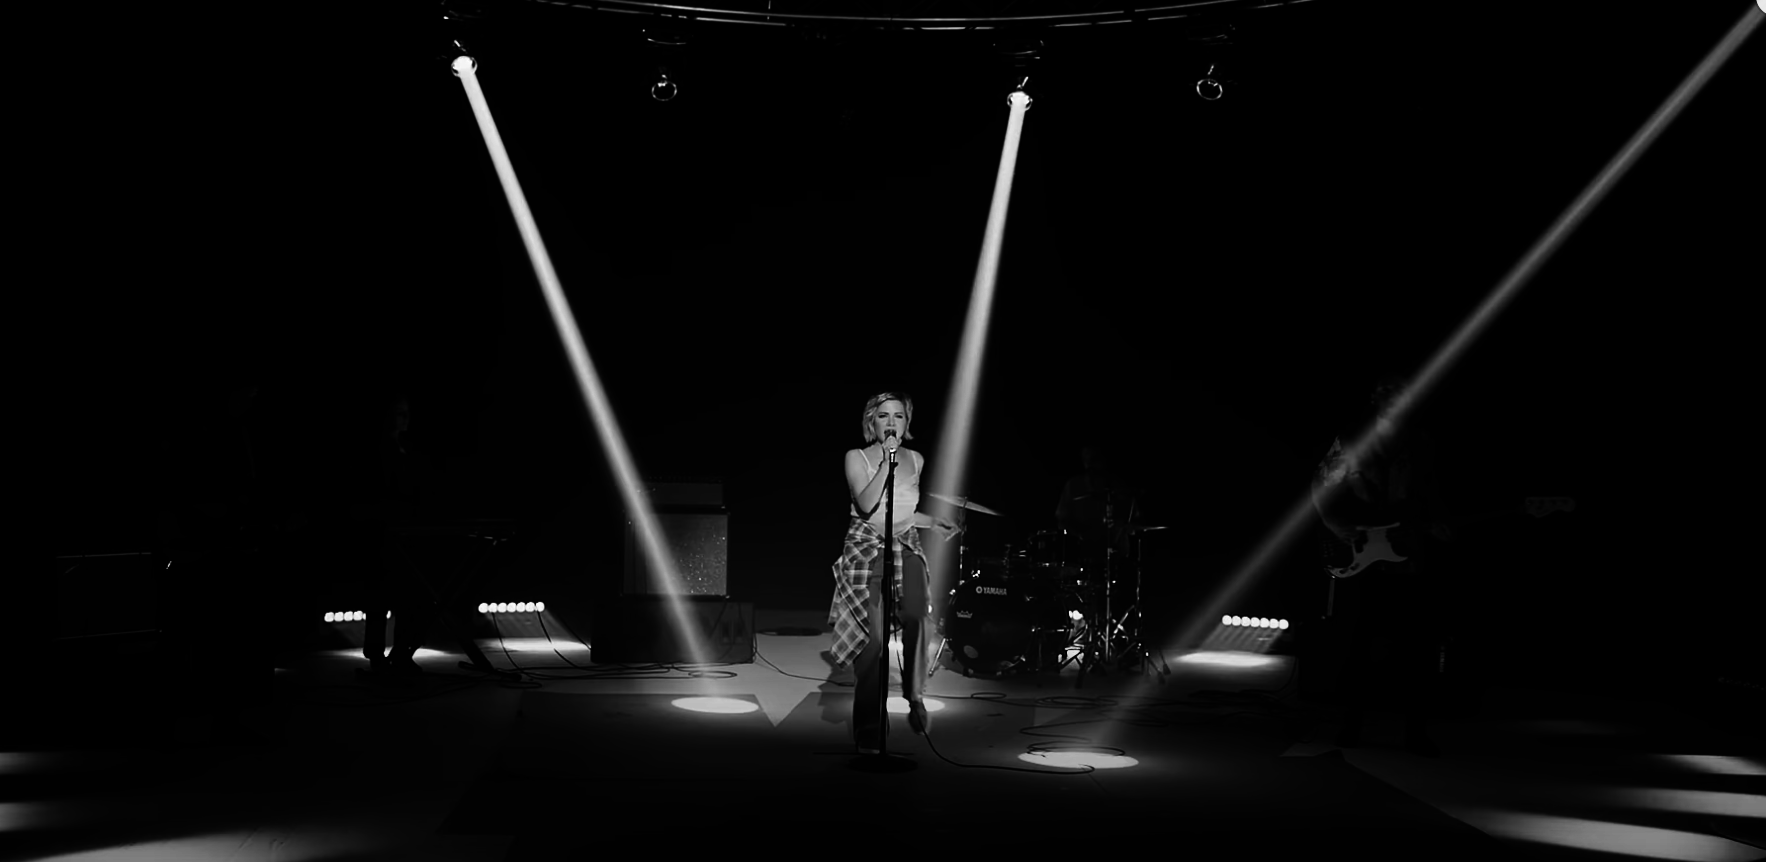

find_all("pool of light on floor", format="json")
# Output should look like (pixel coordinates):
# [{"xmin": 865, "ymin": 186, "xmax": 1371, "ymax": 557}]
[
  {"xmin": 887, "ymin": 697, "xmax": 947, "ymax": 714},
  {"xmin": 483, "ymin": 638, "xmax": 588, "ymax": 653},
  {"xmin": 1019, "ymin": 751, "xmax": 1139, "ymax": 770},
  {"xmin": 1174, "ymin": 650, "xmax": 1283, "ymax": 669},
  {"xmin": 1469, "ymin": 809, "xmax": 1764, "ymax": 861},
  {"xmin": 673, "ymin": 697, "xmax": 760, "ymax": 715},
  {"xmin": 319, "ymin": 648, "xmax": 457, "ymax": 661}
]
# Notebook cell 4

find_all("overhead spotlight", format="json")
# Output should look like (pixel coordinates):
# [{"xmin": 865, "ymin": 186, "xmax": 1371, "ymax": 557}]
[
  {"xmin": 442, "ymin": 36, "xmax": 477, "ymax": 76},
  {"xmin": 643, "ymin": 28, "xmax": 686, "ymax": 102},
  {"xmin": 652, "ymin": 66, "xmax": 678, "ymax": 102},
  {"xmin": 1196, "ymin": 64, "xmax": 1226, "ymax": 101},
  {"xmin": 440, "ymin": 3, "xmax": 477, "ymax": 74}
]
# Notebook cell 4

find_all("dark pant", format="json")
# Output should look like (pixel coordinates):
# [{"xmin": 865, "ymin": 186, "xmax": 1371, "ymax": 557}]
[
  {"xmin": 358, "ymin": 534, "xmax": 436, "ymax": 662},
  {"xmin": 853, "ymin": 550, "xmax": 930, "ymax": 747},
  {"xmin": 1338, "ymin": 554, "xmax": 1445, "ymax": 732}
]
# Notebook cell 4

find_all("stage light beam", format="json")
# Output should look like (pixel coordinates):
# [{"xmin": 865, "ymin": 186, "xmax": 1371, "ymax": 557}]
[
  {"xmin": 1466, "ymin": 809, "xmax": 1764, "ymax": 861},
  {"xmin": 1661, "ymin": 754, "xmax": 1766, "ymax": 776},
  {"xmin": 449, "ymin": 56, "xmax": 710, "ymax": 668},
  {"xmin": 927, "ymin": 85, "xmax": 1033, "ymax": 599},
  {"xmin": 1173, "ymin": 4, "xmax": 1762, "ymax": 653}
]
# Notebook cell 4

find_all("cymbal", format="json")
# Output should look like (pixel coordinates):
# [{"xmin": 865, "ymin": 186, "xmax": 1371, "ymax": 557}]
[
  {"xmin": 1129, "ymin": 525, "xmax": 1169, "ymax": 534},
  {"xmin": 928, "ymin": 492, "xmax": 1005, "ymax": 517}
]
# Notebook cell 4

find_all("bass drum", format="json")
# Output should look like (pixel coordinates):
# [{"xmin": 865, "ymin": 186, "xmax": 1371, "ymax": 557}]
[{"xmin": 941, "ymin": 571, "xmax": 1068, "ymax": 675}]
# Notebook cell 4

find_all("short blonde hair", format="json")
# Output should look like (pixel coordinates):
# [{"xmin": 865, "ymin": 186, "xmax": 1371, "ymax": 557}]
[{"xmin": 860, "ymin": 391, "xmax": 914, "ymax": 443}]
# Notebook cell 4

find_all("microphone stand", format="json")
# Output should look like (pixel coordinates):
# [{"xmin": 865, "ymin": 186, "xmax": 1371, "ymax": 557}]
[
  {"xmin": 863, "ymin": 441, "xmax": 914, "ymax": 770},
  {"xmin": 880, "ymin": 446, "xmax": 896, "ymax": 756},
  {"xmin": 1102, "ymin": 489, "xmax": 1115, "ymax": 665}
]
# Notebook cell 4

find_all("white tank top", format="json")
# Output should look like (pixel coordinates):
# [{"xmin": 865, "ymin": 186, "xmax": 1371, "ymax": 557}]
[{"xmin": 850, "ymin": 447, "xmax": 921, "ymax": 534}]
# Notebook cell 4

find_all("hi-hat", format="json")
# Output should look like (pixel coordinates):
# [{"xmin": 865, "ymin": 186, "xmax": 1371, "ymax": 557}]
[{"xmin": 928, "ymin": 493, "xmax": 1005, "ymax": 517}]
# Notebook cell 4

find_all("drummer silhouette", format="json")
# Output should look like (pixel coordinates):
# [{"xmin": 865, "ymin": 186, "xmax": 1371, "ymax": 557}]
[{"xmin": 1055, "ymin": 444, "xmax": 1139, "ymax": 568}]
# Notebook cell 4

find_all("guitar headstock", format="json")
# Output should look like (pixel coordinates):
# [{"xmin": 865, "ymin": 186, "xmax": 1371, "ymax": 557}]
[{"xmin": 1524, "ymin": 496, "xmax": 1576, "ymax": 517}]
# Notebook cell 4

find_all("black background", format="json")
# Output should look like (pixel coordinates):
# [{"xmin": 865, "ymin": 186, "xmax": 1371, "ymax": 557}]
[{"xmin": 25, "ymin": 1, "xmax": 1760, "ymax": 701}]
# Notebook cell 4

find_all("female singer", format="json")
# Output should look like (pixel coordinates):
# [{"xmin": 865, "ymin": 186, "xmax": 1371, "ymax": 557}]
[{"xmin": 828, "ymin": 391, "xmax": 961, "ymax": 753}]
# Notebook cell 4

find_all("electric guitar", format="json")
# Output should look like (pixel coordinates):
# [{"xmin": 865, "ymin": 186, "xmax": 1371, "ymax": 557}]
[{"xmin": 1324, "ymin": 496, "xmax": 1577, "ymax": 579}]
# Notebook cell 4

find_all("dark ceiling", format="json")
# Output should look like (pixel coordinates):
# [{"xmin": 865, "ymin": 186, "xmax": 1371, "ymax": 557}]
[{"xmin": 29, "ymin": 1, "xmax": 1761, "ymax": 590}]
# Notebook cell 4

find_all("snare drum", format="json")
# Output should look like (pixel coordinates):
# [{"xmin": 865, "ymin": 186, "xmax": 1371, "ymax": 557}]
[{"xmin": 941, "ymin": 571, "xmax": 1067, "ymax": 675}]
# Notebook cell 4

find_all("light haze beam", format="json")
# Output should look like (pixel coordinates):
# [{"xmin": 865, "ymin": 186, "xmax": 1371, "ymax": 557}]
[
  {"xmin": 1174, "ymin": 5, "xmax": 1762, "ymax": 652},
  {"xmin": 928, "ymin": 89, "xmax": 1033, "ymax": 599},
  {"xmin": 451, "ymin": 56, "xmax": 707, "ymax": 665}
]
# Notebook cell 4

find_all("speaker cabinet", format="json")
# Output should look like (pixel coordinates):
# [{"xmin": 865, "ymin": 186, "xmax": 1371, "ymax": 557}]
[
  {"xmin": 590, "ymin": 595, "xmax": 754, "ymax": 665},
  {"xmin": 623, "ymin": 481, "xmax": 727, "ymax": 596}
]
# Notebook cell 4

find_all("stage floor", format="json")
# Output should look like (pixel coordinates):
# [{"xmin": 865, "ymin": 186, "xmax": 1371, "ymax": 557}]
[{"xmin": 3, "ymin": 608, "xmax": 1762, "ymax": 861}]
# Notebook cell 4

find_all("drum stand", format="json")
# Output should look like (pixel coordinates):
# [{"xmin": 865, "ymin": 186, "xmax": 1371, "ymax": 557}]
[
  {"xmin": 1069, "ymin": 513, "xmax": 1168, "ymax": 686},
  {"xmin": 929, "ymin": 537, "xmax": 963, "ymax": 679},
  {"xmin": 1105, "ymin": 531, "xmax": 1168, "ymax": 682},
  {"xmin": 1069, "ymin": 503, "xmax": 1123, "ymax": 686}
]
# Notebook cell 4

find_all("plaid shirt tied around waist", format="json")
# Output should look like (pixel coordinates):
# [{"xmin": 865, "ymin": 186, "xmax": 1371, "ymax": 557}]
[{"xmin": 828, "ymin": 517, "xmax": 927, "ymax": 668}]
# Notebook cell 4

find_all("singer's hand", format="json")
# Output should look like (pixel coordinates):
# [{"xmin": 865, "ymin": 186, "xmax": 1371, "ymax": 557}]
[{"xmin": 880, "ymin": 432, "xmax": 902, "ymax": 463}]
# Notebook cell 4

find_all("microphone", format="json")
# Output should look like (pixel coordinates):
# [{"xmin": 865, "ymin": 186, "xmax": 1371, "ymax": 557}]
[{"xmin": 883, "ymin": 429, "xmax": 898, "ymax": 463}]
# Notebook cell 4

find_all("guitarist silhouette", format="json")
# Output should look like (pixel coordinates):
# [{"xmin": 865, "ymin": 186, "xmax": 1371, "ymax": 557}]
[{"xmin": 1311, "ymin": 375, "xmax": 1450, "ymax": 757}]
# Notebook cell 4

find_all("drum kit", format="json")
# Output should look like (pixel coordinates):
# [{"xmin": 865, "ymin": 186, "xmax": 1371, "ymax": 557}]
[{"xmin": 928, "ymin": 492, "xmax": 1171, "ymax": 684}]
